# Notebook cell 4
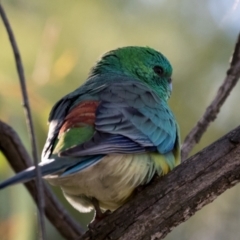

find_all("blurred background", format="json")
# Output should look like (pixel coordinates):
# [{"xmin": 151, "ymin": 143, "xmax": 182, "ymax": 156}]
[{"xmin": 0, "ymin": 0, "xmax": 240, "ymax": 239}]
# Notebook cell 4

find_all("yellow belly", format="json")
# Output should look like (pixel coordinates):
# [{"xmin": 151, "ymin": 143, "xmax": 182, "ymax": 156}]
[{"xmin": 46, "ymin": 152, "xmax": 178, "ymax": 212}]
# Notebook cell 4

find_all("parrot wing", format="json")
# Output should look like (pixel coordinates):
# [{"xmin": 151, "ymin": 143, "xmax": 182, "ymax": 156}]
[{"xmin": 60, "ymin": 80, "xmax": 178, "ymax": 158}]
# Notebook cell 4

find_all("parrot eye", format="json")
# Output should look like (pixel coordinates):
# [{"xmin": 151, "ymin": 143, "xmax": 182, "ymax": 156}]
[{"xmin": 153, "ymin": 66, "xmax": 164, "ymax": 76}]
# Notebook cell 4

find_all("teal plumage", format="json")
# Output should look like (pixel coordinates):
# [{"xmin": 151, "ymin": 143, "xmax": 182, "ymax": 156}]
[{"xmin": 0, "ymin": 46, "xmax": 180, "ymax": 224}]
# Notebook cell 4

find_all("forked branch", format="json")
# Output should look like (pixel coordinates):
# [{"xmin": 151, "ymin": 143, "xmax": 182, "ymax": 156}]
[
  {"xmin": 0, "ymin": 120, "xmax": 84, "ymax": 239},
  {"xmin": 181, "ymin": 33, "xmax": 240, "ymax": 160}
]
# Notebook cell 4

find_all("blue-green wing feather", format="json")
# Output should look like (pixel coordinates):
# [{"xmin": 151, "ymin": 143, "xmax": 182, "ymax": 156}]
[
  {"xmin": 42, "ymin": 74, "xmax": 135, "ymax": 159},
  {"xmin": 61, "ymin": 80, "xmax": 178, "ymax": 157},
  {"xmin": 97, "ymin": 81, "xmax": 177, "ymax": 153}
]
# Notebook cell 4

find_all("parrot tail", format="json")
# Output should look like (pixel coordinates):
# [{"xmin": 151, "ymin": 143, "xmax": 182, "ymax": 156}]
[
  {"xmin": 0, "ymin": 156, "xmax": 103, "ymax": 190},
  {"xmin": 0, "ymin": 165, "xmax": 42, "ymax": 189}
]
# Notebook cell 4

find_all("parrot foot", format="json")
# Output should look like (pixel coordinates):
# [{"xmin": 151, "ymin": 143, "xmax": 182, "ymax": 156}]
[{"xmin": 88, "ymin": 197, "xmax": 112, "ymax": 229}]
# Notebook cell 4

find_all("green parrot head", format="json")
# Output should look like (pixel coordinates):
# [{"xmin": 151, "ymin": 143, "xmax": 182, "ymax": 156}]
[{"xmin": 89, "ymin": 46, "xmax": 173, "ymax": 101}]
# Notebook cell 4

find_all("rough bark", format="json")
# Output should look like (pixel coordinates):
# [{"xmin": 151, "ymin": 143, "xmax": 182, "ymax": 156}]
[{"xmin": 81, "ymin": 125, "xmax": 240, "ymax": 240}]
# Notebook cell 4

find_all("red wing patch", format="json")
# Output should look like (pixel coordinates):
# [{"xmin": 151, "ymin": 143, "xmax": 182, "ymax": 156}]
[{"xmin": 59, "ymin": 101, "xmax": 100, "ymax": 134}]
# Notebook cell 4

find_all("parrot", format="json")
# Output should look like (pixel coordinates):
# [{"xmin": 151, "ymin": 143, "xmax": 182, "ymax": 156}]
[{"xmin": 0, "ymin": 46, "xmax": 180, "ymax": 225}]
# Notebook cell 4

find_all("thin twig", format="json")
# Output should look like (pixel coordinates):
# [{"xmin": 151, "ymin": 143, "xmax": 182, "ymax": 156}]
[
  {"xmin": 0, "ymin": 3, "xmax": 46, "ymax": 239},
  {"xmin": 0, "ymin": 120, "xmax": 84, "ymax": 239},
  {"xmin": 181, "ymin": 33, "xmax": 240, "ymax": 160}
]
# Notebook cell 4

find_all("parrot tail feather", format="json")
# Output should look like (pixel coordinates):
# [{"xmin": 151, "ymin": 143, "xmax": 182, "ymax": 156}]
[
  {"xmin": 0, "ymin": 166, "xmax": 39, "ymax": 189},
  {"xmin": 0, "ymin": 156, "xmax": 103, "ymax": 190}
]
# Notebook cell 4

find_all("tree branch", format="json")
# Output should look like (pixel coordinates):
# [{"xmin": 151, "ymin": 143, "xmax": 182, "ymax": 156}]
[
  {"xmin": 81, "ymin": 125, "xmax": 240, "ymax": 240},
  {"xmin": 181, "ymin": 33, "xmax": 240, "ymax": 160},
  {"xmin": 0, "ymin": 3, "xmax": 46, "ymax": 238},
  {"xmin": 0, "ymin": 120, "xmax": 84, "ymax": 240}
]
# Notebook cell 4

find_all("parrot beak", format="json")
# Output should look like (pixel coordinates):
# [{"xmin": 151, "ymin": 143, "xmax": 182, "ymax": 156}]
[{"xmin": 169, "ymin": 80, "xmax": 172, "ymax": 92}]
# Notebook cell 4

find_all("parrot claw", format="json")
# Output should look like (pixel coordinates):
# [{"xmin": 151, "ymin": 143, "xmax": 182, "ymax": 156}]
[{"xmin": 88, "ymin": 198, "xmax": 112, "ymax": 229}]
